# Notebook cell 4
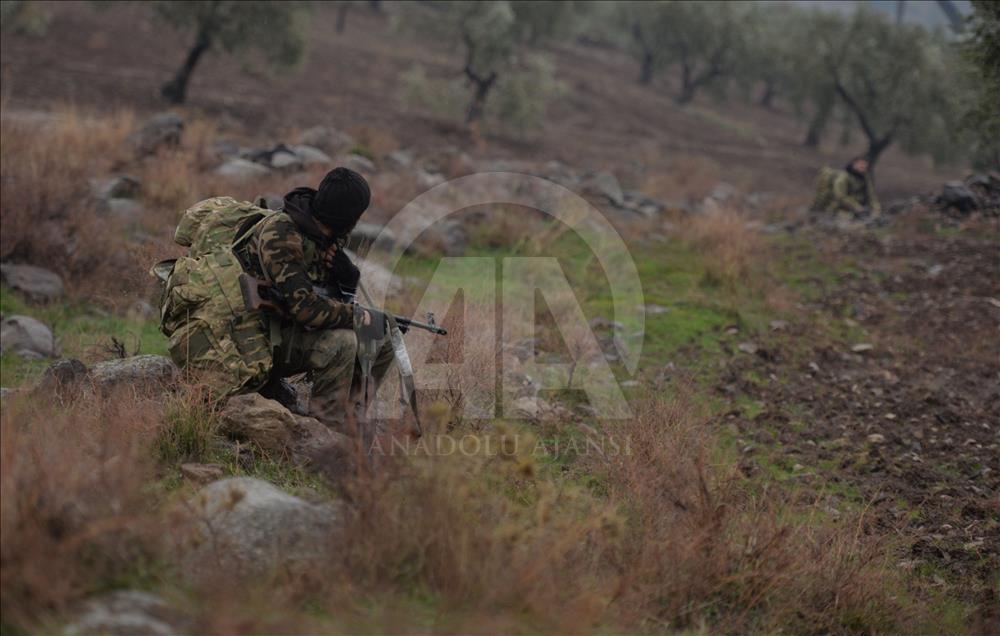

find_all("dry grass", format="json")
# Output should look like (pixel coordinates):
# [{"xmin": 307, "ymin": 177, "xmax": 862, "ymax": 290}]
[
  {"xmin": 680, "ymin": 206, "xmax": 768, "ymax": 294},
  {"xmin": 0, "ymin": 378, "xmax": 917, "ymax": 634},
  {"xmin": 0, "ymin": 391, "xmax": 163, "ymax": 629}
]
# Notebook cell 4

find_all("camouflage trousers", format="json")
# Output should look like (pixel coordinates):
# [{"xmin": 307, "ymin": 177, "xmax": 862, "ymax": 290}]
[{"xmin": 269, "ymin": 323, "xmax": 395, "ymax": 433}]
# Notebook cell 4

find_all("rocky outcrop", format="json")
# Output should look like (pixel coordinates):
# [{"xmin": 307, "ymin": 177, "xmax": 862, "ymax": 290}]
[
  {"xmin": 179, "ymin": 477, "xmax": 342, "ymax": 576},
  {"xmin": 0, "ymin": 315, "xmax": 58, "ymax": 359},
  {"xmin": 0, "ymin": 263, "xmax": 65, "ymax": 303}
]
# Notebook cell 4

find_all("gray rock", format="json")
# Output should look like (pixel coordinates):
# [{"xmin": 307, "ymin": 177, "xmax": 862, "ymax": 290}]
[
  {"xmin": 709, "ymin": 182, "xmax": 739, "ymax": 203},
  {"xmin": 180, "ymin": 477, "xmax": 341, "ymax": 576},
  {"xmin": 337, "ymin": 153, "xmax": 376, "ymax": 174},
  {"xmin": 937, "ymin": 181, "xmax": 979, "ymax": 214},
  {"xmin": 211, "ymin": 139, "xmax": 242, "ymax": 159},
  {"xmin": 37, "ymin": 358, "xmax": 88, "ymax": 400},
  {"xmin": 291, "ymin": 144, "xmax": 333, "ymax": 166},
  {"xmin": 297, "ymin": 126, "xmax": 355, "ymax": 153},
  {"xmin": 350, "ymin": 222, "xmax": 397, "ymax": 251},
  {"xmin": 106, "ymin": 198, "xmax": 144, "ymax": 220},
  {"xmin": 415, "ymin": 169, "xmax": 445, "ymax": 190},
  {"xmin": 1, "ymin": 263, "xmax": 64, "ymax": 303},
  {"xmin": 507, "ymin": 396, "xmax": 550, "ymax": 419},
  {"xmin": 89, "ymin": 355, "xmax": 178, "ymax": 394},
  {"xmin": 387, "ymin": 149, "xmax": 414, "ymax": 167},
  {"xmin": 0, "ymin": 315, "xmax": 57, "ymax": 358},
  {"xmin": 91, "ymin": 175, "xmax": 141, "ymax": 200},
  {"xmin": 64, "ymin": 590, "xmax": 189, "ymax": 636},
  {"xmin": 583, "ymin": 171, "xmax": 624, "ymax": 207},
  {"xmin": 737, "ymin": 342, "xmax": 759, "ymax": 355},
  {"xmin": 215, "ymin": 158, "xmax": 270, "ymax": 180},
  {"xmin": 128, "ymin": 113, "xmax": 183, "ymax": 157},
  {"xmin": 269, "ymin": 149, "xmax": 303, "ymax": 171}
]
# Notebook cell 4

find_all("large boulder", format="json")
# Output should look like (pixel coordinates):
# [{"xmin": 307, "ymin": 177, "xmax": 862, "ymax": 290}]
[
  {"xmin": 89, "ymin": 355, "xmax": 179, "ymax": 395},
  {"xmin": 179, "ymin": 477, "xmax": 341, "ymax": 576},
  {"xmin": 937, "ymin": 181, "xmax": 979, "ymax": 215},
  {"xmin": 0, "ymin": 263, "xmax": 64, "ymax": 302},
  {"xmin": 0, "ymin": 315, "xmax": 58, "ymax": 359},
  {"xmin": 63, "ymin": 590, "xmax": 190, "ymax": 636},
  {"xmin": 128, "ymin": 113, "xmax": 183, "ymax": 157}
]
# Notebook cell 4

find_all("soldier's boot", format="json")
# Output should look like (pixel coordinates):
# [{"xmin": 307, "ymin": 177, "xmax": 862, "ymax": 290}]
[{"xmin": 306, "ymin": 329, "xmax": 360, "ymax": 434}]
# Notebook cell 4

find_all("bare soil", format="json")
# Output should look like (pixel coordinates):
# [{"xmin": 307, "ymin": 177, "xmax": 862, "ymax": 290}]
[{"xmin": 721, "ymin": 211, "xmax": 1000, "ymax": 631}]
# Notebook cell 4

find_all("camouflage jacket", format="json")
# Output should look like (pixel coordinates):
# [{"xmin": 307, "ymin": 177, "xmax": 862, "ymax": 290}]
[
  {"xmin": 237, "ymin": 212, "xmax": 354, "ymax": 330},
  {"xmin": 812, "ymin": 167, "xmax": 881, "ymax": 215}
]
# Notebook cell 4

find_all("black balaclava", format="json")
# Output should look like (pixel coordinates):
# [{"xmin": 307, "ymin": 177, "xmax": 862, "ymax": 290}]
[{"xmin": 282, "ymin": 167, "xmax": 371, "ymax": 246}]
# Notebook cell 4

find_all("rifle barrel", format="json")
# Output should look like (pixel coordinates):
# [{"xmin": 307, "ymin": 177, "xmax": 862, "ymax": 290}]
[{"xmin": 394, "ymin": 315, "xmax": 447, "ymax": 335}]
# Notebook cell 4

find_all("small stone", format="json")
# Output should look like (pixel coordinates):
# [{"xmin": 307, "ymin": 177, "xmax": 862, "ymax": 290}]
[
  {"xmin": 851, "ymin": 343, "xmax": 874, "ymax": 353},
  {"xmin": 867, "ymin": 433, "xmax": 886, "ymax": 444},
  {"xmin": 643, "ymin": 304, "xmax": 670, "ymax": 315},
  {"xmin": 885, "ymin": 413, "xmax": 897, "ymax": 420},
  {"xmin": 769, "ymin": 320, "xmax": 789, "ymax": 331},
  {"xmin": 737, "ymin": 342, "xmax": 759, "ymax": 355},
  {"xmin": 64, "ymin": 590, "xmax": 190, "ymax": 636},
  {"xmin": 269, "ymin": 149, "xmax": 302, "ymax": 171},
  {"xmin": 792, "ymin": 463, "xmax": 805, "ymax": 472}
]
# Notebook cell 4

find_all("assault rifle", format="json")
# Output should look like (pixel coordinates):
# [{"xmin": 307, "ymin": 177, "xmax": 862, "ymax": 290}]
[{"xmin": 237, "ymin": 273, "xmax": 447, "ymax": 336}]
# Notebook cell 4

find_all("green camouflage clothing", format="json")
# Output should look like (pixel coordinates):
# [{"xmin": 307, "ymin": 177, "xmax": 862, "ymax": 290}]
[
  {"xmin": 161, "ymin": 197, "xmax": 394, "ymax": 431},
  {"xmin": 812, "ymin": 167, "xmax": 881, "ymax": 216},
  {"xmin": 237, "ymin": 213, "xmax": 354, "ymax": 330}
]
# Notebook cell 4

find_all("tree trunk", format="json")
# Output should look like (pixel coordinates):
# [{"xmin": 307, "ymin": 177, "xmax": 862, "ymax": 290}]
[
  {"xmin": 675, "ymin": 63, "xmax": 695, "ymax": 104},
  {"xmin": 865, "ymin": 134, "xmax": 893, "ymax": 170},
  {"xmin": 465, "ymin": 74, "xmax": 496, "ymax": 125},
  {"xmin": 337, "ymin": 2, "xmax": 351, "ymax": 33},
  {"xmin": 638, "ymin": 50, "xmax": 654, "ymax": 86},
  {"xmin": 161, "ymin": 28, "xmax": 211, "ymax": 105},
  {"xmin": 758, "ymin": 80, "xmax": 776, "ymax": 109},
  {"xmin": 804, "ymin": 92, "xmax": 835, "ymax": 147}
]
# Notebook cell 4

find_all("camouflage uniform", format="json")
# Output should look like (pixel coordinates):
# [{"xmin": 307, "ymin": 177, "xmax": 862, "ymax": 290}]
[
  {"xmin": 161, "ymin": 196, "xmax": 393, "ymax": 432},
  {"xmin": 237, "ymin": 212, "xmax": 395, "ymax": 431},
  {"xmin": 812, "ymin": 167, "xmax": 881, "ymax": 217}
]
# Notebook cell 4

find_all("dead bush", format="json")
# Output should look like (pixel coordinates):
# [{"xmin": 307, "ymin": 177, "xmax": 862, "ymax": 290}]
[
  {"xmin": 0, "ymin": 391, "xmax": 163, "ymax": 629},
  {"xmin": 681, "ymin": 207, "xmax": 767, "ymax": 292},
  {"xmin": 0, "ymin": 108, "xmax": 138, "ymax": 296}
]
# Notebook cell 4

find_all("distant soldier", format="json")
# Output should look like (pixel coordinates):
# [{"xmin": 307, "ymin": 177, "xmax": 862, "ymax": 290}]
[
  {"xmin": 811, "ymin": 156, "xmax": 881, "ymax": 218},
  {"xmin": 155, "ymin": 168, "xmax": 395, "ymax": 432}
]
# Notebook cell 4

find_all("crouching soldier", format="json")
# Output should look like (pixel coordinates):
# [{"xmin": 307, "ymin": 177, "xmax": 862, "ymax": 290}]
[
  {"xmin": 154, "ymin": 167, "xmax": 395, "ymax": 433},
  {"xmin": 811, "ymin": 156, "xmax": 881, "ymax": 220}
]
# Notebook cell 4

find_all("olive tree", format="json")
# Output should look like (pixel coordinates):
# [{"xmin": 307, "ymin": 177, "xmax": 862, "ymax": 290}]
[
  {"xmin": 616, "ymin": 1, "xmax": 749, "ymax": 103},
  {"xmin": 397, "ymin": 1, "xmax": 564, "ymax": 128},
  {"xmin": 962, "ymin": 0, "xmax": 1000, "ymax": 168},
  {"xmin": 814, "ymin": 9, "xmax": 968, "ymax": 169},
  {"xmin": 152, "ymin": 1, "xmax": 309, "ymax": 104}
]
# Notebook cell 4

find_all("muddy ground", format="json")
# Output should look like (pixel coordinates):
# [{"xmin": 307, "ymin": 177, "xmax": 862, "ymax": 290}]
[{"xmin": 720, "ymin": 209, "xmax": 999, "ymax": 629}]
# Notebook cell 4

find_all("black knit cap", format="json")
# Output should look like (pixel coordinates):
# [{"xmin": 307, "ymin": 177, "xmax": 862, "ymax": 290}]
[{"xmin": 312, "ymin": 167, "xmax": 371, "ymax": 236}]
